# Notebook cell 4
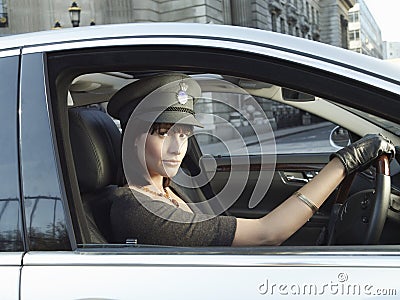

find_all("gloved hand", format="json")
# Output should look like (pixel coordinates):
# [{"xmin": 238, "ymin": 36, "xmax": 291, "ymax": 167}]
[{"xmin": 331, "ymin": 133, "xmax": 395, "ymax": 175}]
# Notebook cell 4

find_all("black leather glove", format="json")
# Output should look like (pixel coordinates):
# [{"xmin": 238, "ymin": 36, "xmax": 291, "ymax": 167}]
[
  {"xmin": 331, "ymin": 134, "xmax": 395, "ymax": 175},
  {"xmin": 396, "ymin": 146, "xmax": 400, "ymax": 163}
]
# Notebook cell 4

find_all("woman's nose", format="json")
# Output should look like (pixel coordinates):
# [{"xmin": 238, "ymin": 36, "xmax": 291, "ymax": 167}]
[{"xmin": 168, "ymin": 135, "xmax": 184, "ymax": 154}]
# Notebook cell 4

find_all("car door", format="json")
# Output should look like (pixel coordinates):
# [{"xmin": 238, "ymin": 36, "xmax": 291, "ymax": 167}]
[
  {"xmin": 0, "ymin": 50, "xmax": 25, "ymax": 299},
  {"xmin": 19, "ymin": 26, "xmax": 400, "ymax": 299}
]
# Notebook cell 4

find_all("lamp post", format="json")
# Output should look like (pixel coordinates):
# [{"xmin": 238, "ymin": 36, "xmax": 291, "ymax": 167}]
[
  {"xmin": 68, "ymin": 1, "xmax": 81, "ymax": 27},
  {"xmin": 52, "ymin": 2, "xmax": 95, "ymax": 29}
]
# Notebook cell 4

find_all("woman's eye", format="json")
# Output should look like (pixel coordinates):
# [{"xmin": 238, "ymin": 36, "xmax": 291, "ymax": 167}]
[{"xmin": 158, "ymin": 130, "xmax": 169, "ymax": 137}]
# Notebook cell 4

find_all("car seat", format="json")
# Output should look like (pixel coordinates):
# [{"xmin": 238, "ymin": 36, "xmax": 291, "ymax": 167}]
[
  {"xmin": 68, "ymin": 105, "xmax": 225, "ymax": 244},
  {"xmin": 69, "ymin": 106, "xmax": 124, "ymax": 243}
]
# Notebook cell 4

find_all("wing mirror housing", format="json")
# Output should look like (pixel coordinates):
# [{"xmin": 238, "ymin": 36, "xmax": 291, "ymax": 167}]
[{"xmin": 330, "ymin": 126, "xmax": 351, "ymax": 148}]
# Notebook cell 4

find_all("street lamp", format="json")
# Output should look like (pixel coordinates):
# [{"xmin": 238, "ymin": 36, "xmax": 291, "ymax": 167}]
[{"xmin": 68, "ymin": 1, "xmax": 81, "ymax": 27}]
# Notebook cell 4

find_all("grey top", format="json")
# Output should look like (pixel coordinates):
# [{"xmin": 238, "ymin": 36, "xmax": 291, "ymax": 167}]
[{"xmin": 110, "ymin": 187, "xmax": 237, "ymax": 246}]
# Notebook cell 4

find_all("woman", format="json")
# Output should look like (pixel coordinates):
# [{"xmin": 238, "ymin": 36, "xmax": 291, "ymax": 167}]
[{"xmin": 107, "ymin": 73, "xmax": 395, "ymax": 247}]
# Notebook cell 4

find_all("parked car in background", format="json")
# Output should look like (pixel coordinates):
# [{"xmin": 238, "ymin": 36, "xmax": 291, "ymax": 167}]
[{"xmin": 1, "ymin": 23, "xmax": 400, "ymax": 299}]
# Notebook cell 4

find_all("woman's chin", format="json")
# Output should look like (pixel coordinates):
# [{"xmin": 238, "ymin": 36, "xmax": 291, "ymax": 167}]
[
  {"xmin": 162, "ymin": 162, "xmax": 181, "ymax": 177},
  {"xmin": 159, "ymin": 167, "xmax": 178, "ymax": 178},
  {"xmin": 169, "ymin": 169, "xmax": 183, "ymax": 178}
]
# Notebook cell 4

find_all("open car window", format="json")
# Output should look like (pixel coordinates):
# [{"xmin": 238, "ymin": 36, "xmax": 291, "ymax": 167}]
[
  {"xmin": 194, "ymin": 87, "xmax": 343, "ymax": 156},
  {"xmin": 44, "ymin": 45, "xmax": 400, "ymax": 252}
]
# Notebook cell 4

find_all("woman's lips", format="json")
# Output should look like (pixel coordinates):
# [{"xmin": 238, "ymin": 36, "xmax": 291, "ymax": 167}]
[{"xmin": 162, "ymin": 160, "xmax": 181, "ymax": 167}]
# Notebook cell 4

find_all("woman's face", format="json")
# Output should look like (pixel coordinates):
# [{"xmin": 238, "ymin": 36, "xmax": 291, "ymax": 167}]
[{"xmin": 139, "ymin": 123, "xmax": 191, "ymax": 179}]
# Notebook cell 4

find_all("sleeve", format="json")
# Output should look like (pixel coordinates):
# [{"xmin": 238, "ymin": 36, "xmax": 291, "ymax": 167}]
[{"xmin": 110, "ymin": 188, "xmax": 237, "ymax": 247}]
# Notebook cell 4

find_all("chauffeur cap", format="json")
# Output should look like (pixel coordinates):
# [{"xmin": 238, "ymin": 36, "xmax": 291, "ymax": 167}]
[{"xmin": 107, "ymin": 73, "xmax": 203, "ymax": 129}]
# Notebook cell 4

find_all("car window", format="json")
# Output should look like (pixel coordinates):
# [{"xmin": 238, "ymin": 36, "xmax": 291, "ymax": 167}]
[
  {"xmin": 20, "ymin": 53, "xmax": 71, "ymax": 250},
  {"xmin": 0, "ymin": 55, "xmax": 23, "ymax": 251},
  {"xmin": 61, "ymin": 71, "xmax": 344, "ymax": 245},
  {"xmin": 194, "ymin": 79, "xmax": 341, "ymax": 156},
  {"xmin": 47, "ymin": 45, "xmax": 398, "ymax": 250}
]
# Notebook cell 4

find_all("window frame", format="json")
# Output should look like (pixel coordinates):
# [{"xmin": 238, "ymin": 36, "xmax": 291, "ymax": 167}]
[{"xmin": 46, "ymin": 44, "xmax": 400, "ymax": 251}]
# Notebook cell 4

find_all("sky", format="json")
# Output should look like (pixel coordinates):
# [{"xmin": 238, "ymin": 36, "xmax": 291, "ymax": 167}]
[{"xmin": 363, "ymin": 0, "xmax": 400, "ymax": 42}]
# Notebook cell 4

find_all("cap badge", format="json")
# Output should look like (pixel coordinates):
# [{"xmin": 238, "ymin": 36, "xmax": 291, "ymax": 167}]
[{"xmin": 177, "ymin": 82, "xmax": 189, "ymax": 105}]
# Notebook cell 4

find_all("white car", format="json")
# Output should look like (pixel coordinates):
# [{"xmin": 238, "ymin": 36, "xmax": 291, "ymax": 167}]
[{"xmin": 1, "ymin": 23, "xmax": 400, "ymax": 299}]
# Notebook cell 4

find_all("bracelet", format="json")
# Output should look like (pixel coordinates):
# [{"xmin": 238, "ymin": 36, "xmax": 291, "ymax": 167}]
[{"xmin": 293, "ymin": 191, "xmax": 318, "ymax": 214}]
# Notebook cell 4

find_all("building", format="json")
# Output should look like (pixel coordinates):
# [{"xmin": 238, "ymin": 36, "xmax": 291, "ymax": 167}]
[
  {"xmin": 0, "ymin": 0, "xmax": 354, "ymax": 50},
  {"xmin": 319, "ymin": 0, "xmax": 355, "ymax": 48},
  {"xmin": 0, "ymin": 0, "xmax": 7, "ymax": 29},
  {"xmin": 348, "ymin": 0, "xmax": 383, "ymax": 59},
  {"xmin": 383, "ymin": 41, "xmax": 400, "ymax": 60}
]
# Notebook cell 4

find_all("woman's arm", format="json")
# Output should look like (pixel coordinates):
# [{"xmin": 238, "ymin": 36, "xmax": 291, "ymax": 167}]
[
  {"xmin": 232, "ymin": 158, "xmax": 345, "ymax": 246},
  {"xmin": 232, "ymin": 134, "xmax": 395, "ymax": 246}
]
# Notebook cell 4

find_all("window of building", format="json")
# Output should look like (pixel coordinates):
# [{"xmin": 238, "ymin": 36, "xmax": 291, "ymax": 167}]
[
  {"xmin": 271, "ymin": 13, "xmax": 277, "ymax": 32},
  {"xmin": 349, "ymin": 30, "xmax": 360, "ymax": 41},
  {"xmin": 280, "ymin": 17, "xmax": 286, "ymax": 34},
  {"xmin": 311, "ymin": 6, "xmax": 315, "ymax": 24},
  {"xmin": 0, "ymin": 0, "xmax": 8, "ymax": 28},
  {"xmin": 306, "ymin": 2, "xmax": 310, "ymax": 20},
  {"xmin": 349, "ymin": 11, "xmax": 359, "ymax": 23},
  {"xmin": 340, "ymin": 14, "xmax": 349, "ymax": 49},
  {"xmin": 288, "ymin": 22, "xmax": 294, "ymax": 35}
]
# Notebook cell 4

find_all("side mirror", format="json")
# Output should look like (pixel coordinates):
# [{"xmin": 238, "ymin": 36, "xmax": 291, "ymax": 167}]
[{"xmin": 330, "ymin": 126, "xmax": 351, "ymax": 148}]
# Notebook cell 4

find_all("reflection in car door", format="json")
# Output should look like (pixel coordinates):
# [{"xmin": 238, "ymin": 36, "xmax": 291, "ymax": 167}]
[{"xmin": 0, "ymin": 53, "xmax": 25, "ymax": 299}]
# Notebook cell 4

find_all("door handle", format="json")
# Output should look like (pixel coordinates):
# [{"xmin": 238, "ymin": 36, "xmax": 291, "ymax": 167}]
[{"xmin": 286, "ymin": 175, "xmax": 309, "ymax": 184}]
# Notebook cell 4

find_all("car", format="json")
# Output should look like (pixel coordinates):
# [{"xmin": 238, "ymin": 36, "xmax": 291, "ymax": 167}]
[{"xmin": 1, "ymin": 22, "xmax": 400, "ymax": 299}]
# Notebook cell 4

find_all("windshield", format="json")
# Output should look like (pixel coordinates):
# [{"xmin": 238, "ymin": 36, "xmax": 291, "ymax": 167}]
[{"xmin": 340, "ymin": 105, "xmax": 400, "ymax": 137}]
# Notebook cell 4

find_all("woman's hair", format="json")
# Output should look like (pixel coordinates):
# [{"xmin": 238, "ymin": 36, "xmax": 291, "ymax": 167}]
[
  {"xmin": 124, "ymin": 118, "xmax": 193, "ymax": 188},
  {"xmin": 149, "ymin": 123, "xmax": 193, "ymax": 136}
]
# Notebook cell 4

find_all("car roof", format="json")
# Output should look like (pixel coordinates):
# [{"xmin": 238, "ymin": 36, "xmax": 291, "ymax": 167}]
[{"xmin": 1, "ymin": 22, "xmax": 400, "ymax": 89}]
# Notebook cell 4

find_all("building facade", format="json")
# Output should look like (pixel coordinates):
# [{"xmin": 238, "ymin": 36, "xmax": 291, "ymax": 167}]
[
  {"xmin": 319, "ymin": 0, "xmax": 355, "ymax": 48},
  {"xmin": 348, "ymin": 0, "xmax": 383, "ymax": 59},
  {"xmin": 0, "ymin": 0, "xmax": 354, "ymax": 49},
  {"xmin": 383, "ymin": 41, "xmax": 400, "ymax": 60},
  {"xmin": 0, "ymin": 0, "xmax": 8, "ymax": 28}
]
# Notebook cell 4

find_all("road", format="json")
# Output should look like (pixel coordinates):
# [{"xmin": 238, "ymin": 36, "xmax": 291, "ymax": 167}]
[{"xmin": 273, "ymin": 123, "xmax": 339, "ymax": 154}]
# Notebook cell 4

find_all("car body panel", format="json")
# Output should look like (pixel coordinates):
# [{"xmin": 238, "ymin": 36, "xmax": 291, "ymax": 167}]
[
  {"xmin": 0, "ymin": 23, "xmax": 399, "ymax": 298},
  {"xmin": 21, "ymin": 251, "xmax": 400, "ymax": 299},
  {"xmin": 0, "ymin": 48, "xmax": 20, "ymax": 58},
  {"xmin": 0, "ymin": 23, "xmax": 398, "ymax": 94},
  {"xmin": 0, "ymin": 253, "xmax": 22, "ymax": 300}
]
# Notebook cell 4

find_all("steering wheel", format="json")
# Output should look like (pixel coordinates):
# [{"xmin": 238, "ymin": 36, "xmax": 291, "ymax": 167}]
[{"xmin": 328, "ymin": 156, "xmax": 391, "ymax": 245}]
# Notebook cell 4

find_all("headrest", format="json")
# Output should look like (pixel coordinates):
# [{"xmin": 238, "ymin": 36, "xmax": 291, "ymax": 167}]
[{"xmin": 69, "ymin": 107, "xmax": 123, "ymax": 193}]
